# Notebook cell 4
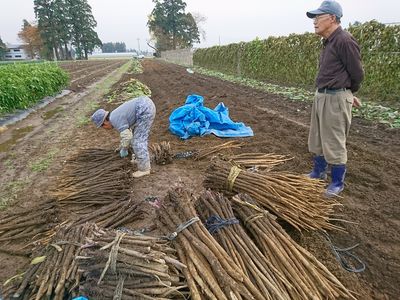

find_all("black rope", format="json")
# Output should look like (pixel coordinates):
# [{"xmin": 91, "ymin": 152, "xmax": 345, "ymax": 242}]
[
  {"xmin": 205, "ymin": 215, "xmax": 239, "ymax": 235},
  {"xmin": 173, "ymin": 151, "xmax": 196, "ymax": 159},
  {"xmin": 144, "ymin": 196, "xmax": 159, "ymax": 202},
  {"xmin": 322, "ymin": 232, "xmax": 366, "ymax": 273}
]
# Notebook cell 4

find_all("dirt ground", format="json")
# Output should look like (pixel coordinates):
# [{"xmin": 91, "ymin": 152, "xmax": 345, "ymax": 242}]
[{"xmin": 0, "ymin": 59, "xmax": 399, "ymax": 299}]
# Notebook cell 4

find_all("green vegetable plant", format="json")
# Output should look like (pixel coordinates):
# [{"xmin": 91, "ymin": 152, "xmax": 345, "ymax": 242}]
[{"xmin": 0, "ymin": 62, "xmax": 69, "ymax": 114}]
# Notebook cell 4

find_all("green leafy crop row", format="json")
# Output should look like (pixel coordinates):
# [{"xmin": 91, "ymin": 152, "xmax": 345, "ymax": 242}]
[
  {"xmin": 194, "ymin": 21, "xmax": 400, "ymax": 103},
  {"xmin": 127, "ymin": 58, "xmax": 144, "ymax": 74},
  {"xmin": 0, "ymin": 63, "xmax": 69, "ymax": 113}
]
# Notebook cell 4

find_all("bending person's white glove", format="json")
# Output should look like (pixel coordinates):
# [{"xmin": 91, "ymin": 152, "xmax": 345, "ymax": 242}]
[{"xmin": 119, "ymin": 129, "xmax": 133, "ymax": 149}]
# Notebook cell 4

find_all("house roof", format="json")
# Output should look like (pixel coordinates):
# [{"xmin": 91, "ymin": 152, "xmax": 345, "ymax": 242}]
[{"xmin": 5, "ymin": 43, "xmax": 25, "ymax": 49}]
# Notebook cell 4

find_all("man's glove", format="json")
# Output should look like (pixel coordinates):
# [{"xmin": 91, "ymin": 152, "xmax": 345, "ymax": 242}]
[{"xmin": 119, "ymin": 148, "xmax": 129, "ymax": 158}]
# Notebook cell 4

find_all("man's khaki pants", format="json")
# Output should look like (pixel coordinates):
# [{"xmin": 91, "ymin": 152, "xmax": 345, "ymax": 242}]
[{"xmin": 308, "ymin": 90, "xmax": 353, "ymax": 165}]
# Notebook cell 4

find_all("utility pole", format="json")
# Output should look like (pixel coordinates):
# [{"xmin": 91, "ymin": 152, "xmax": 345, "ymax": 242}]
[{"xmin": 137, "ymin": 38, "xmax": 141, "ymax": 53}]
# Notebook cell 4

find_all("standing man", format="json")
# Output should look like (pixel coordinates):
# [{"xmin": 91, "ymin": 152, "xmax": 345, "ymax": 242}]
[
  {"xmin": 91, "ymin": 95, "xmax": 156, "ymax": 178},
  {"xmin": 306, "ymin": 1, "xmax": 364, "ymax": 196}
]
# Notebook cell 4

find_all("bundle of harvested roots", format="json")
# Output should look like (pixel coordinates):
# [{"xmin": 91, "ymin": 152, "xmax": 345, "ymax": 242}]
[
  {"xmin": 3, "ymin": 223, "xmax": 95, "ymax": 300},
  {"xmin": 53, "ymin": 148, "xmax": 132, "ymax": 211},
  {"xmin": 194, "ymin": 140, "xmax": 244, "ymax": 160},
  {"xmin": 72, "ymin": 199, "xmax": 148, "ymax": 229},
  {"xmin": 157, "ymin": 187, "xmax": 268, "ymax": 300},
  {"xmin": 226, "ymin": 152, "xmax": 293, "ymax": 170},
  {"xmin": 150, "ymin": 141, "xmax": 173, "ymax": 165},
  {"xmin": 197, "ymin": 190, "xmax": 293, "ymax": 299},
  {"xmin": 0, "ymin": 199, "xmax": 60, "ymax": 255},
  {"xmin": 232, "ymin": 194, "xmax": 356, "ymax": 299},
  {"xmin": 204, "ymin": 160, "xmax": 341, "ymax": 231},
  {"xmin": 77, "ymin": 229, "xmax": 187, "ymax": 299}
]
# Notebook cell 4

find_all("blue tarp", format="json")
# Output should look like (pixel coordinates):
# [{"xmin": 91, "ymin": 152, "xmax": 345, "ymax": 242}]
[{"xmin": 169, "ymin": 94, "xmax": 254, "ymax": 139}]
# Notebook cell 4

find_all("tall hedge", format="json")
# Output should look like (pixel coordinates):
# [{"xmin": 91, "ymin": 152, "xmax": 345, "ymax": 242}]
[{"xmin": 194, "ymin": 21, "xmax": 400, "ymax": 102}]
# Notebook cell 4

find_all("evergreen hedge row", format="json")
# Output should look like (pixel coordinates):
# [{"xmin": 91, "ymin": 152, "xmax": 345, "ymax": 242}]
[
  {"xmin": 0, "ymin": 63, "xmax": 69, "ymax": 113},
  {"xmin": 193, "ymin": 21, "xmax": 400, "ymax": 102}
]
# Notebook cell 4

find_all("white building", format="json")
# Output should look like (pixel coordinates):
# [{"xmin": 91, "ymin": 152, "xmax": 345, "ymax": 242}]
[{"xmin": 4, "ymin": 43, "xmax": 31, "ymax": 60}]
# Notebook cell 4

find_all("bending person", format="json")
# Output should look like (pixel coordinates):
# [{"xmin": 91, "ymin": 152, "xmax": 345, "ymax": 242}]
[{"xmin": 91, "ymin": 95, "xmax": 156, "ymax": 178}]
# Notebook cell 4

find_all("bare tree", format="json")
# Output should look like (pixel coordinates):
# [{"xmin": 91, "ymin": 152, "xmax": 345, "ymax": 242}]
[{"xmin": 192, "ymin": 12, "xmax": 207, "ymax": 42}]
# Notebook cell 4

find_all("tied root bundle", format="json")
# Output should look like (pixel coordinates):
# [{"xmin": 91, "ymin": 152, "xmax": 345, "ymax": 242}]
[
  {"xmin": 77, "ymin": 228, "xmax": 187, "ymax": 299},
  {"xmin": 204, "ymin": 160, "xmax": 342, "ymax": 232}
]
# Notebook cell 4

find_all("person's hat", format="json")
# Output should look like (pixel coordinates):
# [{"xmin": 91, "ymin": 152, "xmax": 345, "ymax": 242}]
[
  {"xmin": 306, "ymin": 0, "xmax": 343, "ymax": 19},
  {"xmin": 91, "ymin": 108, "xmax": 109, "ymax": 127}
]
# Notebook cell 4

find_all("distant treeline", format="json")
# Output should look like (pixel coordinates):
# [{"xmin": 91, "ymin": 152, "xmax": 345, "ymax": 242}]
[{"xmin": 102, "ymin": 42, "xmax": 128, "ymax": 53}]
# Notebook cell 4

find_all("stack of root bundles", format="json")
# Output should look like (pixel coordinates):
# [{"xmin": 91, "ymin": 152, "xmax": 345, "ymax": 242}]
[
  {"xmin": 157, "ymin": 187, "xmax": 269, "ymax": 300},
  {"xmin": 72, "ymin": 199, "xmax": 148, "ymax": 229},
  {"xmin": 197, "ymin": 190, "xmax": 293, "ymax": 299},
  {"xmin": 53, "ymin": 148, "xmax": 132, "ymax": 211},
  {"xmin": 232, "ymin": 194, "xmax": 356, "ymax": 299},
  {"xmin": 0, "ymin": 199, "xmax": 59, "ymax": 255},
  {"xmin": 77, "ymin": 229, "xmax": 187, "ymax": 299},
  {"xmin": 3, "ymin": 223, "xmax": 95, "ymax": 300}
]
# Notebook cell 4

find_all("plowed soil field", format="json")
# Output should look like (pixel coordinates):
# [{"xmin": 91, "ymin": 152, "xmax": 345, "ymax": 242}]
[{"xmin": 0, "ymin": 59, "xmax": 399, "ymax": 299}]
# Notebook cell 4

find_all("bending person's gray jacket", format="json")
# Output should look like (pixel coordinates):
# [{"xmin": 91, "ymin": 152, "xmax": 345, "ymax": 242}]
[{"xmin": 110, "ymin": 96, "xmax": 156, "ymax": 171}]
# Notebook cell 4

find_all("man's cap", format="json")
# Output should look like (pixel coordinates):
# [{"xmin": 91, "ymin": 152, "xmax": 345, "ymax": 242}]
[
  {"xmin": 306, "ymin": 0, "xmax": 343, "ymax": 19},
  {"xmin": 91, "ymin": 108, "xmax": 109, "ymax": 128}
]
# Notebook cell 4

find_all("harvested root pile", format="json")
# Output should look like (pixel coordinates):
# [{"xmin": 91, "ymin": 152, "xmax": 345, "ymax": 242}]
[
  {"xmin": 197, "ymin": 190, "xmax": 293, "ymax": 299},
  {"xmin": 53, "ymin": 148, "xmax": 132, "ymax": 211},
  {"xmin": 157, "ymin": 187, "xmax": 267, "ymax": 300},
  {"xmin": 150, "ymin": 141, "xmax": 173, "ymax": 165},
  {"xmin": 204, "ymin": 160, "xmax": 341, "ymax": 231},
  {"xmin": 0, "ymin": 199, "xmax": 60, "ymax": 255},
  {"xmin": 77, "ymin": 229, "xmax": 187, "ymax": 299},
  {"xmin": 194, "ymin": 140, "xmax": 244, "ymax": 160},
  {"xmin": 232, "ymin": 194, "xmax": 356, "ymax": 299},
  {"xmin": 3, "ymin": 223, "xmax": 95, "ymax": 300},
  {"xmin": 226, "ymin": 152, "xmax": 293, "ymax": 170},
  {"xmin": 72, "ymin": 199, "xmax": 148, "ymax": 229}
]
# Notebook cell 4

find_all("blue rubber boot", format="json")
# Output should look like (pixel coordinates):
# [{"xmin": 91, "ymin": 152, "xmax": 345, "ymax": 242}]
[
  {"xmin": 326, "ymin": 164, "xmax": 346, "ymax": 197},
  {"xmin": 309, "ymin": 156, "xmax": 328, "ymax": 180}
]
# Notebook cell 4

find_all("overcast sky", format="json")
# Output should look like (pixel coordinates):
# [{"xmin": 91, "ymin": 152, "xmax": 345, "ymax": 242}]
[{"xmin": 1, "ymin": 0, "xmax": 399, "ymax": 51}]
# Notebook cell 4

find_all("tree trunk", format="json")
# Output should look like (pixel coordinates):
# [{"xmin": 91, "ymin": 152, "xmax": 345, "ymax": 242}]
[
  {"xmin": 64, "ymin": 42, "xmax": 70, "ymax": 60},
  {"xmin": 52, "ymin": 46, "xmax": 58, "ymax": 61},
  {"xmin": 59, "ymin": 46, "xmax": 65, "ymax": 60}
]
